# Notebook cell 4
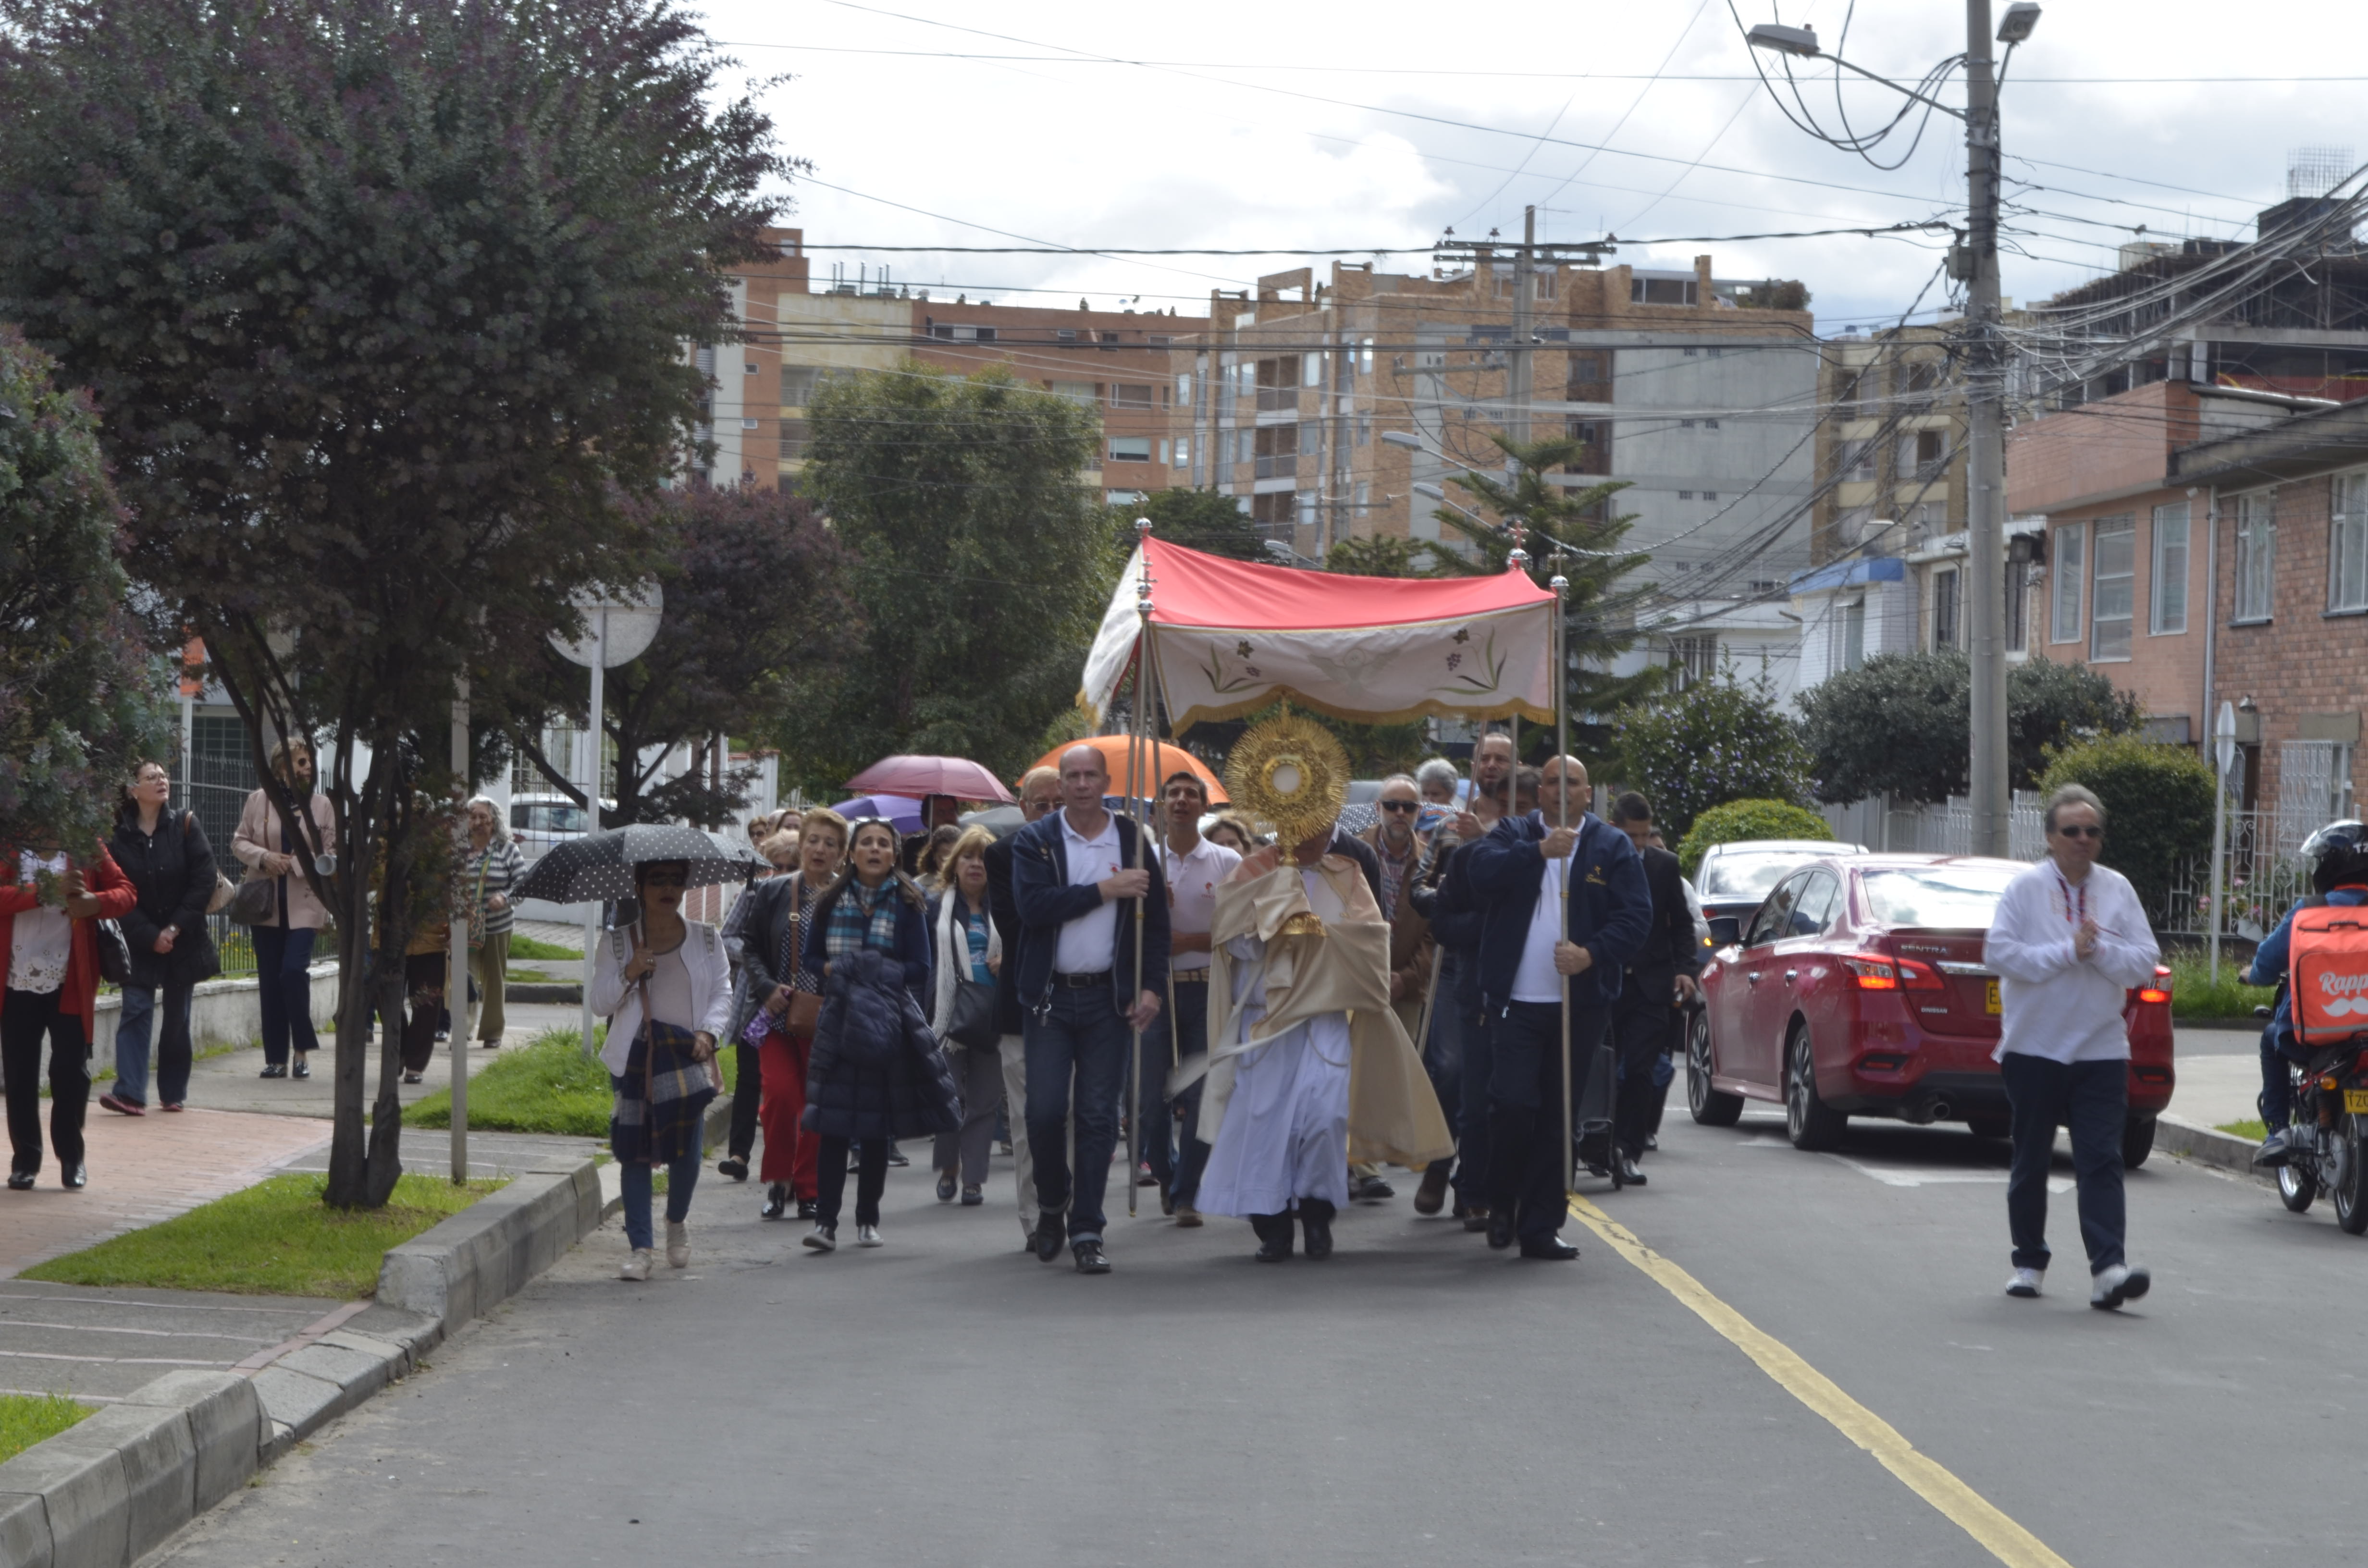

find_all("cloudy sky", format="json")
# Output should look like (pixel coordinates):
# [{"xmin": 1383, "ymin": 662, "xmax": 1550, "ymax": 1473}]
[{"xmin": 700, "ymin": 0, "xmax": 2365, "ymax": 331}]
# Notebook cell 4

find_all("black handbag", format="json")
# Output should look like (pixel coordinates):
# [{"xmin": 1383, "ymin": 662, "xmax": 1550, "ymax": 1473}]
[
  {"xmin": 947, "ymin": 978, "xmax": 999, "ymax": 1051},
  {"xmin": 94, "ymin": 919, "xmax": 133, "ymax": 987}
]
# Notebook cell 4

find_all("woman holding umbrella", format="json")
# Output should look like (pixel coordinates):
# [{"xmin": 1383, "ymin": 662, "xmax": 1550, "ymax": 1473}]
[
  {"xmin": 587, "ymin": 854, "xmax": 733, "ymax": 1281},
  {"xmin": 798, "ymin": 817, "xmax": 958, "ymax": 1252}
]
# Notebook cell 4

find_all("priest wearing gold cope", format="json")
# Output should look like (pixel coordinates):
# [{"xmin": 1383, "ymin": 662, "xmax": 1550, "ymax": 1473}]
[{"xmin": 1186, "ymin": 826, "xmax": 1456, "ymax": 1262}]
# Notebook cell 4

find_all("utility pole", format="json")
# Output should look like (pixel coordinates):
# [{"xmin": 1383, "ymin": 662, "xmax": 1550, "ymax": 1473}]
[
  {"xmin": 1510, "ymin": 205, "xmax": 1535, "ymax": 448},
  {"xmin": 1962, "ymin": 0, "xmax": 2010, "ymax": 858},
  {"xmin": 1431, "ymin": 216, "xmax": 1612, "ymax": 463}
]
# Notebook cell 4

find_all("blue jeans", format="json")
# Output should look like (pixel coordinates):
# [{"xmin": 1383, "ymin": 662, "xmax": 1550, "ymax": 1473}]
[
  {"xmin": 1139, "ymin": 977, "xmax": 1211, "ymax": 1205},
  {"xmin": 113, "ymin": 984, "xmax": 195, "ymax": 1107},
  {"xmin": 2001, "ymin": 1052, "xmax": 2127, "ymax": 1274},
  {"xmin": 1025, "ymin": 983, "xmax": 1130, "ymax": 1244},
  {"xmin": 1423, "ymin": 956, "xmax": 1465, "ymax": 1181},
  {"xmin": 2258, "ymin": 1023, "xmax": 2310, "ymax": 1130},
  {"xmin": 618, "ymin": 1153, "xmax": 699, "ymax": 1251},
  {"xmin": 251, "ymin": 926, "xmax": 319, "ymax": 1066}
]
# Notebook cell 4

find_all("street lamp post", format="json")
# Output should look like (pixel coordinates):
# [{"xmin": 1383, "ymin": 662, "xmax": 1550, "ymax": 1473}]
[{"xmin": 1748, "ymin": 1, "xmax": 2037, "ymax": 858}]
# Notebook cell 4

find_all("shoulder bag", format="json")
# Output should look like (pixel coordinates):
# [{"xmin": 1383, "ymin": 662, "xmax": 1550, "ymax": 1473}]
[
  {"xmin": 94, "ymin": 917, "xmax": 134, "ymax": 987},
  {"xmin": 944, "ymin": 906, "xmax": 999, "ymax": 1051},
  {"xmin": 783, "ymin": 879, "xmax": 822, "ymax": 1040}
]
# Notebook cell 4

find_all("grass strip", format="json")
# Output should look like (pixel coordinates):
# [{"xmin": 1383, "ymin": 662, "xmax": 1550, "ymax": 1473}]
[
  {"xmin": 405, "ymin": 1026, "xmax": 732, "ymax": 1137},
  {"xmin": 507, "ymin": 935, "xmax": 582, "ymax": 961},
  {"xmin": 20, "ymin": 1172, "xmax": 503, "ymax": 1298},
  {"xmin": 2217, "ymin": 1119, "xmax": 2267, "ymax": 1142},
  {"xmin": 2166, "ymin": 950, "xmax": 2274, "ymax": 1023},
  {"xmin": 0, "ymin": 1393, "xmax": 92, "ymax": 1464}
]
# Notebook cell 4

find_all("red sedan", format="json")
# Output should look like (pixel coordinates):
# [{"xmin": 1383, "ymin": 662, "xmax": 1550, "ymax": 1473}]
[{"xmin": 1685, "ymin": 854, "xmax": 2175, "ymax": 1166}]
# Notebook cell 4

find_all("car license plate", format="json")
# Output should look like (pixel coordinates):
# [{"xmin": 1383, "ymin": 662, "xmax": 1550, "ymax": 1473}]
[
  {"xmin": 2345, "ymin": 1090, "xmax": 2368, "ymax": 1115},
  {"xmin": 1985, "ymin": 980, "xmax": 2001, "ymax": 1015}
]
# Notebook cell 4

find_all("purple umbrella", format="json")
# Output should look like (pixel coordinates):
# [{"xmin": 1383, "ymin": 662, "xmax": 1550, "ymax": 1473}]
[{"xmin": 830, "ymin": 794, "xmax": 925, "ymax": 833}]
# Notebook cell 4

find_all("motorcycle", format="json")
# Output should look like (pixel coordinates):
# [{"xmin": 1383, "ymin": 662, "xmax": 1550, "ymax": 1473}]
[{"xmin": 2259, "ymin": 997, "xmax": 2368, "ymax": 1233}]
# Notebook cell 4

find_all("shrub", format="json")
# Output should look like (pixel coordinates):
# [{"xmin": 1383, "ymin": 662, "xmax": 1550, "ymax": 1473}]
[
  {"xmin": 1615, "ymin": 662, "xmax": 1813, "ymax": 842},
  {"xmin": 1677, "ymin": 798, "xmax": 1834, "ymax": 877},
  {"xmin": 2035, "ymin": 734, "xmax": 2214, "ymax": 915}
]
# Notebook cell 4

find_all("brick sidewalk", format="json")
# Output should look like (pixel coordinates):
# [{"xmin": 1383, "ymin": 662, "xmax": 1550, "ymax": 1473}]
[{"xmin": 0, "ymin": 1108, "xmax": 333, "ymax": 1280}]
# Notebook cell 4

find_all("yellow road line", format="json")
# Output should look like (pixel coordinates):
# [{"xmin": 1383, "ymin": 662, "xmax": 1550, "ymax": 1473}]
[{"xmin": 1566, "ymin": 1195, "xmax": 2072, "ymax": 1568}]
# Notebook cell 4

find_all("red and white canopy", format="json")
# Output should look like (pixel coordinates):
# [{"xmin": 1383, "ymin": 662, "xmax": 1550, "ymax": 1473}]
[{"xmin": 1081, "ymin": 539, "xmax": 1556, "ymax": 734}]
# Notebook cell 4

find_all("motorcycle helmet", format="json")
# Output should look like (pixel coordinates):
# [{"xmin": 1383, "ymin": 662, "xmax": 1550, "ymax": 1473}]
[{"xmin": 2299, "ymin": 820, "xmax": 2368, "ymax": 893}]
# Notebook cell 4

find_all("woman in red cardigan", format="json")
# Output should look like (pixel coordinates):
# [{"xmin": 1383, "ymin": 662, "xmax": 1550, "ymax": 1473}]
[{"xmin": 2, "ymin": 841, "xmax": 137, "ymax": 1190}]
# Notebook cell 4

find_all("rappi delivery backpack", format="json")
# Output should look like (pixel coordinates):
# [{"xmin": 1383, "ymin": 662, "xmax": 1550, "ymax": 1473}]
[{"xmin": 2288, "ymin": 897, "xmax": 2368, "ymax": 1048}]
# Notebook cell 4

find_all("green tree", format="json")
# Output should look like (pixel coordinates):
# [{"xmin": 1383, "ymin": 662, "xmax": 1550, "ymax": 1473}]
[
  {"xmin": 504, "ymin": 484, "xmax": 856, "ymax": 828},
  {"xmin": 0, "ymin": 329, "xmax": 173, "ymax": 853},
  {"xmin": 0, "ymin": 0, "xmax": 783, "ymax": 1207},
  {"xmin": 785, "ymin": 362, "xmax": 1119, "ymax": 792},
  {"xmin": 1677, "ymin": 798, "xmax": 1834, "ymax": 878},
  {"xmin": 1324, "ymin": 534, "xmax": 1436, "ymax": 579},
  {"xmin": 1615, "ymin": 662, "xmax": 1813, "ymax": 842},
  {"xmin": 1800, "ymin": 651, "xmax": 2144, "ymax": 804},
  {"xmin": 1120, "ymin": 487, "xmax": 1269, "ymax": 562},
  {"xmin": 2037, "ymin": 735, "xmax": 2214, "ymax": 917},
  {"xmin": 1431, "ymin": 432, "xmax": 1656, "ymax": 752}
]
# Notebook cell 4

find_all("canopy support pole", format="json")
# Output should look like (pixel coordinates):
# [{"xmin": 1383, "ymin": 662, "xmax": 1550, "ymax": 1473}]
[
  {"xmin": 1126, "ymin": 519, "xmax": 1156, "ymax": 1220},
  {"xmin": 1550, "ymin": 565, "xmax": 1574, "ymax": 1198}
]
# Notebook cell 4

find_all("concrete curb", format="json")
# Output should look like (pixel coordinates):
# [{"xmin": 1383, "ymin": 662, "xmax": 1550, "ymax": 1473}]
[
  {"xmin": 0, "ymin": 1091, "xmax": 732, "ymax": 1568},
  {"xmin": 505, "ymin": 983, "xmax": 581, "ymax": 1004},
  {"xmin": 2157, "ymin": 1113, "xmax": 2271, "ymax": 1186}
]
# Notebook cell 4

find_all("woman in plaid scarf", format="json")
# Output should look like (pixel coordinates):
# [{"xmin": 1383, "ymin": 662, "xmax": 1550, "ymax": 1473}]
[{"xmin": 798, "ymin": 818, "xmax": 957, "ymax": 1252}]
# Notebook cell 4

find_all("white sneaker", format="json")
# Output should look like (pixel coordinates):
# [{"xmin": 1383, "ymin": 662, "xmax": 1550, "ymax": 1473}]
[
  {"xmin": 2005, "ymin": 1267, "xmax": 2043, "ymax": 1298},
  {"xmin": 802, "ymin": 1223, "xmax": 836, "ymax": 1252},
  {"xmin": 618, "ymin": 1248, "xmax": 654, "ymax": 1282},
  {"xmin": 856, "ymin": 1223, "xmax": 884, "ymax": 1248},
  {"xmin": 665, "ymin": 1220, "xmax": 689, "ymax": 1269},
  {"xmin": 2090, "ymin": 1263, "xmax": 2151, "ymax": 1311}
]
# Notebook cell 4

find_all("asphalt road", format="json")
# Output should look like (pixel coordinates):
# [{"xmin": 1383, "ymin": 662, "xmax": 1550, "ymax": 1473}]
[{"xmin": 150, "ymin": 1105, "xmax": 2362, "ymax": 1568}]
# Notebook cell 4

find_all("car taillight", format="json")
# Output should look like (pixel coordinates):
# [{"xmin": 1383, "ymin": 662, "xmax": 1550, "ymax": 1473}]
[
  {"xmin": 1845, "ymin": 956, "xmax": 1899, "ymax": 990},
  {"xmin": 2136, "ymin": 963, "xmax": 2171, "ymax": 1005}
]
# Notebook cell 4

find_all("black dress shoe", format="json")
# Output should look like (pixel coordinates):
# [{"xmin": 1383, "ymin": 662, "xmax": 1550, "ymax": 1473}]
[
  {"xmin": 761, "ymin": 1183, "xmax": 790, "ymax": 1221},
  {"xmin": 291, "ymin": 1056, "xmax": 310, "ymax": 1079},
  {"xmin": 1463, "ymin": 1206, "xmax": 1492, "ymax": 1234},
  {"xmin": 1032, "ymin": 1213, "xmax": 1067, "ymax": 1262},
  {"xmin": 1486, "ymin": 1210, "xmax": 1516, "ymax": 1250},
  {"xmin": 259, "ymin": 1064, "xmax": 287, "ymax": 1079},
  {"xmin": 1073, "ymin": 1240, "xmax": 1111, "ymax": 1274},
  {"xmin": 797, "ymin": 1199, "xmax": 817, "ymax": 1222},
  {"xmin": 1519, "ymin": 1235, "xmax": 1579, "ymax": 1261},
  {"xmin": 717, "ymin": 1155, "xmax": 750, "ymax": 1182},
  {"xmin": 1251, "ymin": 1213, "xmax": 1294, "ymax": 1262},
  {"xmin": 6, "ymin": 1172, "xmax": 34, "ymax": 1191},
  {"xmin": 1299, "ymin": 1200, "xmax": 1336, "ymax": 1260},
  {"xmin": 61, "ymin": 1164, "xmax": 87, "ymax": 1190},
  {"xmin": 1350, "ymin": 1172, "xmax": 1394, "ymax": 1201},
  {"xmin": 1616, "ymin": 1153, "xmax": 1647, "ymax": 1187}
]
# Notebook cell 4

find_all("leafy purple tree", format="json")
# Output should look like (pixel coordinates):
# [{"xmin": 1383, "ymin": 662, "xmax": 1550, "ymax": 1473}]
[{"xmin": 0, "ymin": 0, "xmax": 787, "ymax": 1206}]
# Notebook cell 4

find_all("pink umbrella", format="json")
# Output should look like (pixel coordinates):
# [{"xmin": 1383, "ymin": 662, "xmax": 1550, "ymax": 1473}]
[{"xmin": 843, "ymin": 755, "xmax": 1015, "ymax": 805}]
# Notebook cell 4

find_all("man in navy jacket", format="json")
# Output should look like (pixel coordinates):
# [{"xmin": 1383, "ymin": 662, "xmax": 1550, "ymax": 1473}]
[
  {"xmin": 1011, "ymin": 745, "xmax": 1170, "ymax": 1274},
  {"xmin": 1463, "ymin": 756, "xmax": 1650, "ymax": 1257}
]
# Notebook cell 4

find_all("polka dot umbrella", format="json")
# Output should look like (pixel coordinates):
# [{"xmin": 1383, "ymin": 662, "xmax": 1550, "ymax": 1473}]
[{"xmin": 513, "ymin": 823, "xmax": 761, "ymax": 906}]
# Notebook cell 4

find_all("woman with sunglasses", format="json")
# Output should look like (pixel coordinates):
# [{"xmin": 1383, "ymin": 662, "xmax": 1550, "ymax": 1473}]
[
  {"xmin": 589, "ymin": 858, "xmax": 732, "ymax": 1280},
  {"xmin": 798, "ymin": 817, "xmax": 958, "ymax": 1252}
]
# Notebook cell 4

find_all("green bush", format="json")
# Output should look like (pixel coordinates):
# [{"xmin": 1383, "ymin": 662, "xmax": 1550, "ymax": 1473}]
[
  {"xmin": 2035, "ymin": 734, "xmax": 2213, "ymax": 916},
  {"xmin": 1677, "ymin": 798, "xmax": 1834, "ymax": 877},
  {"xmin": 1614, "ymin": 663, "xmax": 1813, "ymax": 842}
]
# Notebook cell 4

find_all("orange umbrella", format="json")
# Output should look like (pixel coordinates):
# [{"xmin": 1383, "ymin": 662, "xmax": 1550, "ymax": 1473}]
[{"xmin": 1026, "ymin": 736, "xmax": 1228, "ymax": 804}]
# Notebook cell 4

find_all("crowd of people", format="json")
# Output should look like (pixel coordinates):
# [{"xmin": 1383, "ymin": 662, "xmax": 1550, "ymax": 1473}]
[{"xmin": 649, "ymin": 731, "xmax": 1713, "ymax": 1278}]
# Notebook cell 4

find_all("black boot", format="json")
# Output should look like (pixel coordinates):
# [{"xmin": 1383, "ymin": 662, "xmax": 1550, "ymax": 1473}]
[
  {"xmin": 1251, "ymin": 1213, "xmax": 1294, "ymax": 1262},
  {"xmin": 1299, "ymin": 1199, "xmax": 1336, "ymax": 1260}
]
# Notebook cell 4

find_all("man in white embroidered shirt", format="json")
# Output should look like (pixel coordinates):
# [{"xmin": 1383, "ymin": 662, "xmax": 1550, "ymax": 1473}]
[{"xmin": 1983, "ymin": 784, "xmax": 2159, "ymax": 1311}]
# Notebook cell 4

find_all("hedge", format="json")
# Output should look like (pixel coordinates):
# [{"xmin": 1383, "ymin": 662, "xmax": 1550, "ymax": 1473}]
[
  {"xmin": 2035, "ymin": 734, "xmax": 2214, "ymax": 916},
  {"xmin": 1677, "ymin": 798, "xmax": 1834, "ymax": 877}
]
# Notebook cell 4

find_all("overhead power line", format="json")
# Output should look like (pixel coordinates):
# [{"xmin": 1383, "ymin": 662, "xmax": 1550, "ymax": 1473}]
[{"xmin": 792, "ymin": 220, "xmax": 1957, "ymax": 255}]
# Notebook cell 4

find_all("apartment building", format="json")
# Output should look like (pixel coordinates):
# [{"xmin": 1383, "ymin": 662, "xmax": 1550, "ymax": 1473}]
[{"xmin": 1176, "ymin": 253, "xmax": 1819, "ymax": 693}]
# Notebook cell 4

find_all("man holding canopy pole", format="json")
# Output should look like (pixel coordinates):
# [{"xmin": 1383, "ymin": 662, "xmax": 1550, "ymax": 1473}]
[{"xmin": 1464, "ymin": 754, "xmax": 1650, "ymax": 1258}]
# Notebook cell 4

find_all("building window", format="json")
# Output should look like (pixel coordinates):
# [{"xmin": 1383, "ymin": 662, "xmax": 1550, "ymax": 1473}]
[
  {"xmin": 1173, "ymin": 437, "xmax": 1190, "ymax": 470},
  {"xmin": 1356, "ymin": 416, "xmax": 1370, "ymax": 446},
  {"xmin": 2278, "ymin": 740, "xmax": 2357, "ymax": 854},
  {"xmin": 2149, "ymin": 500, "xmax": 2190, "ymax": 634},
  {"xmin": 1109, "ymin": 436, "xmax": 1151, "ymax": 463},
  {"xmin": 2090, "ymin": 514, "xmax": 2135, "ymax": 659},
  {"xmin": 1678, "ymin": 419, "xmax": 1695, "ymax": 429},
  {"xmin": 1252, "ymin": 423, "xmax": 1297, "ymax": 478},
  {"xmin": 1677, "ymin": 490, "xmax": 1693, "ymax": 501},
  {"xmin": 1110, "ymin": 383, "xmax": 1154, "ymax": 410},
  {"xmin": 1903, "ymin": 428, "xmax": 1947, "ymax": 482},
  {"xmin": 1049, "ymin": 380, "xmax": 1098, "ymax": 409},
  {"xmin": 1702, "ymin": 490, "xmax": 1719, "ymax": 502},
  {"xmin": 1360, "ymin": 338, "xmax": 1375, "ymax": 374},
  {"xmin": 2332, "ymin": 472, "xmax": 2368, "ymax": 613},
  {"xmin": 1840, "ymin": 439, "xmax": 1878, "ymax": 483},
  {"xmin": 2050, "ymin": 521, "xmax": 2084, "ymax": 642},
  {"xmin": 1841, "ymin": 598, "xmax": 1866, "ymax": 671},
  {"xmin": 1668, "ymin": 634, "xmax": 1718, "ymax": 689},
  {"xmin": 1157, "ymin": 438, "xmax": 1172, "ymax": 466},
  {"xmin": 1704, "ymin": 418, "xmax": 1720, "ymax": 430},
  {"xmin": 2233, "ymin": 490, "xmax": 2276, "ymax": 622},
  {"xmin": 777, "ymin": 419, "xmax": 809, "ymax": 462},
  {"xmin": 2006, "ymin": 557, "xmax": 2028, "ymax": 652},
  {"xmin": 1932, "ymin": 567, "xmax": 1961, "ymax": 651}
]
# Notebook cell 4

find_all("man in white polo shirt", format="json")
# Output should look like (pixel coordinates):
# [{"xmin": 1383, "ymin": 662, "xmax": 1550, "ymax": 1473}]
[
  {"xmin": 1985, "ymin": 783, "xmax": 2159, "ymax": 1310},
  {"xmin": 1011, "ymin": 745, "xmax": 1169, "ymax": 1274},
  {"xmin": 1146, "ymin": 768, "xmax": 1239, "ymax": 1226}
]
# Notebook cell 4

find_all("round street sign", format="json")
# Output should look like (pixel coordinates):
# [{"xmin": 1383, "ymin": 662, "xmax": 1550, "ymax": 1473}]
[
  {"xmin": 2214, "ymin": 699, "xmax": 2237, "ymax": 779},
  {"xmin": 549, "ymin": 581, "xmax": 664, "ymax": 668}
]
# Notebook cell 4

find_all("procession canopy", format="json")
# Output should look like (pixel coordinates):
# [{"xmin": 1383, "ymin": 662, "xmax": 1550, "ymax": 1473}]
[{"xmin": 1081, "ymin": 538, "xmax": 1557, "ymax": 734}]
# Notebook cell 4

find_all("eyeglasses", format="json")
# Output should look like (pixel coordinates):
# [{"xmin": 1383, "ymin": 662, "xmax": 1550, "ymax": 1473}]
[
  {"xmin": 1378, "ymin": 800, "xmax": 1419, "ymax": 813},
  {"xmin": 2054, "ymin": 824, "xmax": 2104, "ymax": 840}
]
